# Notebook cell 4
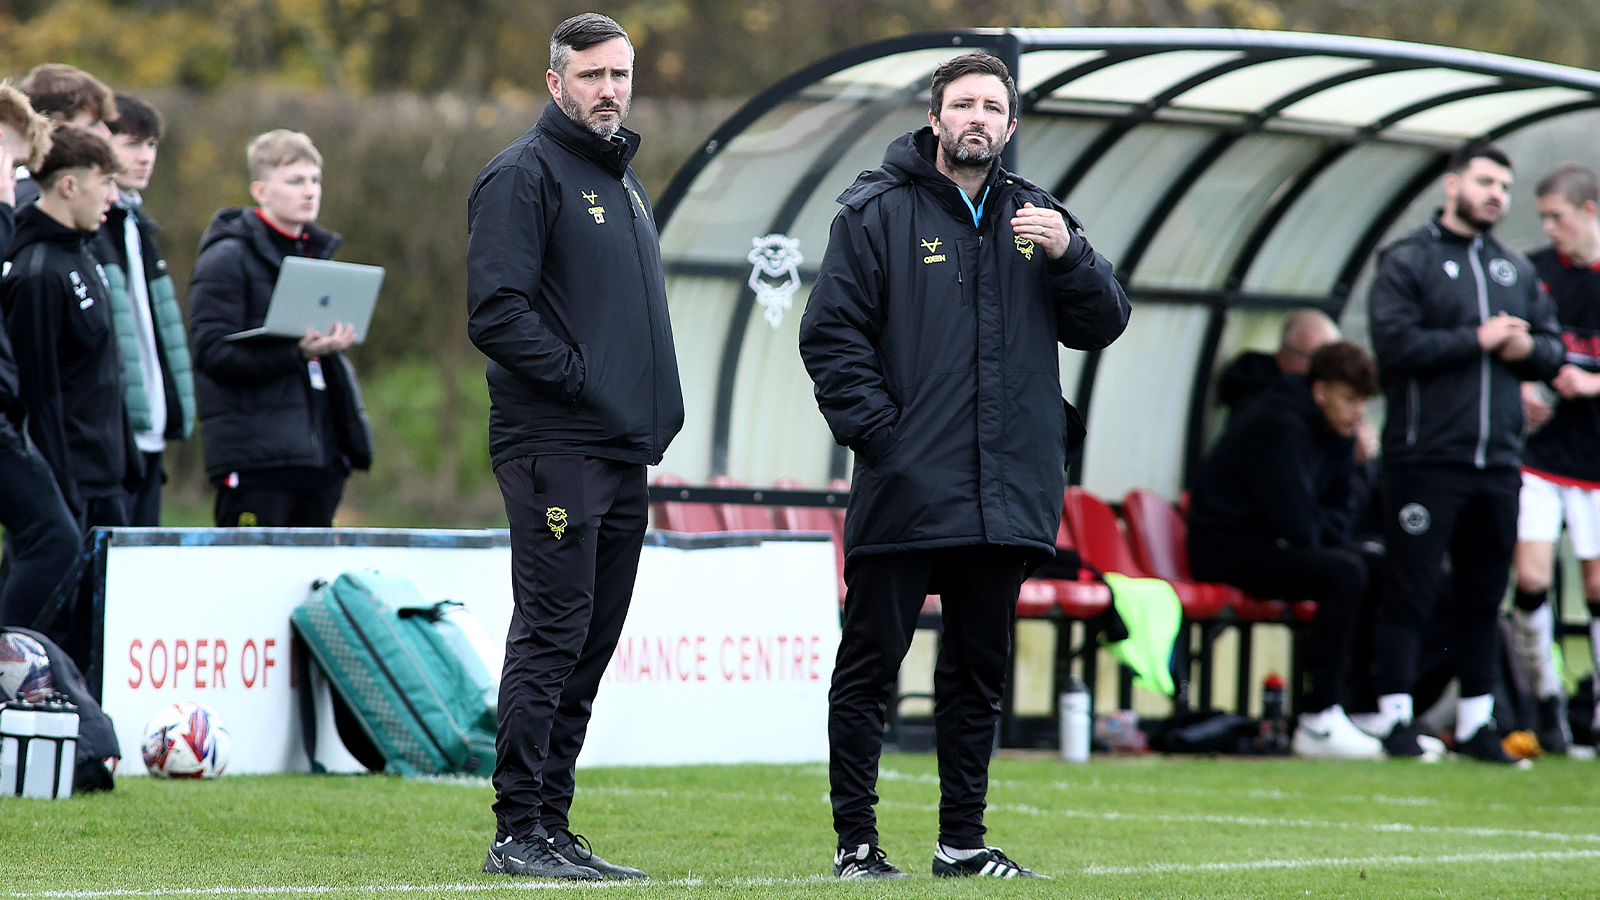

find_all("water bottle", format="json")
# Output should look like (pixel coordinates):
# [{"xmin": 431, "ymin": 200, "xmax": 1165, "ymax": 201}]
[
  {"xmin": 1259, "ymin": 673, "xmax": 1289, "ymax": 753},
  {"xmin": 1059, "ymin": 675, "xmax": 1091, "ymax": 763}
]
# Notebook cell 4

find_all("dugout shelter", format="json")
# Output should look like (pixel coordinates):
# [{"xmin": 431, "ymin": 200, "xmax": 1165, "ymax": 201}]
[{"xmin": 652, "ymin": 28, "xmax": 1600, "ymax": 503}]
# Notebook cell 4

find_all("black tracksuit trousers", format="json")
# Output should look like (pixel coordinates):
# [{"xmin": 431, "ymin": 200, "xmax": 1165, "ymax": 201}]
[
  {"xmin": 491, "ymin": 454, "xmax": 645, "ymax": 841},
  {"xmin": 1189, "ymin": 535, "xmax": 1367, "ymax": 713},
  {"xmin": 0, "ymin": 420, "xmax": 79, "ymax": 628},
  {"xmin": 829, "ymin": 546, "xmax": 1026, "ymax": 850},
  {"xmin": 1373, "ymin": 463, "xmax": 1518, "ymax": 700}
]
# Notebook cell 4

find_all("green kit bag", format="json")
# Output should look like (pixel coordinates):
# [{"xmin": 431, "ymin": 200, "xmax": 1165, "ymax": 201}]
[{"xmin": 290, "ymin": 569, "xmax": 497, "ymax": 777}]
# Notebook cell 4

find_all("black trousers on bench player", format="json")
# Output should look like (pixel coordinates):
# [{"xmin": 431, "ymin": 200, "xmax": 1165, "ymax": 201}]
[
  {"xmin": 492, "ymin": 454, "xmax": 646, "ymax": 841},
  {"xmin": 829, "ymin": 546, "xmax": 1026, "ymax": 850}
]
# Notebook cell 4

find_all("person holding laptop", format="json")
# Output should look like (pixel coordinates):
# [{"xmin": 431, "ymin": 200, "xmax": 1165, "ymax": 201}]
[{"xmin": 188, "ymin": 129, "xmax": 371, "ymax": 527}]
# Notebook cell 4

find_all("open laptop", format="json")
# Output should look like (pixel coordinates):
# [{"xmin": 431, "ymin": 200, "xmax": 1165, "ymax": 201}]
[{"xmin": 224, "ymin": 257, "xmax": 384, "ymax": 342}]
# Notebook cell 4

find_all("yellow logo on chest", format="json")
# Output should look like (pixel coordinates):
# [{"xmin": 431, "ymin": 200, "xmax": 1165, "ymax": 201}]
[
  {"xmin": 547, "ymin": 507, "xmax": 569, "ymax": 539},
  {"xmin": 581, "ymin": 190, "xmax": 605, "ymax": 224},
  {"xmin": 1014, "ymin": 235, "xmax": 1036, "ymax": 260},
  {"xmin": 920, "ymin": 237, "xmax": 946, "ymax": 264}
]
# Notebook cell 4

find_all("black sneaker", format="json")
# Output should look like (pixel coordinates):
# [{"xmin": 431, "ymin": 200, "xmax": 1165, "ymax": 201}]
[
  {"xmin": 833, "ymin": 843, "xmax": 907, "ymax": 878},
  {"xmin": 1536, "ymin": 695, "xmax": 1572, "ymax": 755},
  {"xmin": 1456, "ymin": 724, "xmax": 1533, "ymax": 769},
  {"xmin": 482, "ymin": 835, "xmax": 602, "ymax": 879},
  {"xmin": 932, "ymin": 845, "xmax": 1050, "ymax": 879},
  {"xmin": 1382, "ymin": 720, "xmax": 1426, "ymax": 757},
  {"xmin": 550, "ymin": 830, "xmax": 648, "ymax": 880}
]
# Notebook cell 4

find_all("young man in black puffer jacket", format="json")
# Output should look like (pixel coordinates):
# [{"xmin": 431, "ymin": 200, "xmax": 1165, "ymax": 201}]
[{"xmin": 188, "ymin": 130, "xmax": 371, "ymax": 527}]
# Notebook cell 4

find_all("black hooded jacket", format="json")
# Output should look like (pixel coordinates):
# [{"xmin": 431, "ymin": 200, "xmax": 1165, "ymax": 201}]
[
  {"xmin": 1188, "ymin": 378, "xmax": 1356, "ymax": 551},
  {"xmin": 188, "ymin": 207, "xmax": 372, "ymax": 482},
  {"xmin": 467, "ymin": 101, "xmax": 683, "ymax": 467},
  {"xmin": 799, "ymin": 128, "xmax": 1130, "ymax": 561},
  {"xmin": 1369, "ymin": 217, "xmax": 1563, "ymax": 469},
  {"xmin": 1, "ymin": 204, "xmax": 128, "ymax": 513}
]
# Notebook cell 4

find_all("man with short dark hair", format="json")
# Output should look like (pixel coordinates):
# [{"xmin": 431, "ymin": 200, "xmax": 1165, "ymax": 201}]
[
  {"xmin": 1509, "ymin": 162, "xmax": 1600, "ymax": 754},
  {"xmin": 1366, "ymin": 142, "xmax": 1564, "ymax": 765},
  {"xmin": 800, "ymin": 50, "xmax": 1128, "ymax": 879},
  {"xmin": 91, "ymin": 94, "xmax": 194, "ymax": 526},
  {"xmin": 1189, "ymin": 340, "xmax": 1383, "ymax": 759},
  {"xmin": 1, "ymin": 124, "xmax": 129, "ymax": 530},
  {"xmin": 468, "ymin": 12, "xmax": 680, "ymax": 881},
  {"xmin": 0, "ymin": 85, "xmax": 78, "ymax": 629}
]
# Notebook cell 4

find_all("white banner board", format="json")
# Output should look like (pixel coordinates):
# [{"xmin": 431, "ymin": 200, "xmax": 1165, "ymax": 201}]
[{"xmin": 95, "ymin": 529, "xmax": 838, "ymax": 775}]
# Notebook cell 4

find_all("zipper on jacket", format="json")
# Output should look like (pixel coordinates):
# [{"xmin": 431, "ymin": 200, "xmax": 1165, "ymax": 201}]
[
  {"xmin": 1467, "ymin": 236, "xmax": 1490, "ymax": 469},
  {"xmin": 624, "ymin": 175, "xmax": 659, "ymax": 453},
  {"xmin": 1406, "ymin": 378, "xmax": 1419, "ymax": 446}
]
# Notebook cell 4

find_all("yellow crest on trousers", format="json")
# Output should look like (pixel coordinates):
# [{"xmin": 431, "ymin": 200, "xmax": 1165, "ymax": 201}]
[{"xmin": 546, "ymin": 507, "xmax": 569, "ymax": 539}]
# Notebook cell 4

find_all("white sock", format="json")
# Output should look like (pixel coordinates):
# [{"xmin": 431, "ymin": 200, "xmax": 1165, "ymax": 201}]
[
  {"xmin": 1378, "ymin": 693, "xmax": 1413, "ymax": 733},
  {"xmin": 1456, "ymin": 693, "xmax": 1494, "ymax": 742},
  {"xmin": 937, "ymin": 843, "xmax": 984, "ymax": 861},
  {"xmin": 1512, "ymin": 604, "xmax": 1563, "ymax": 698}
]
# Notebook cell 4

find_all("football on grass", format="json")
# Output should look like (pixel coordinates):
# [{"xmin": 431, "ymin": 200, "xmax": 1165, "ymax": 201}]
[
  {"xmin": 0, "ymin": 631, "xmax": 54, "ymax": 702},
  {"xmin": 141, "ymin": 701, "xmax": 232, "ymax": 778}
]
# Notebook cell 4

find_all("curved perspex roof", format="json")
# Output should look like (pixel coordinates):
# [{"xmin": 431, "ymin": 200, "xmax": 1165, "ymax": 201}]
[{"xmin": 653, "ymin": 28, "xmax": 1600, "ymax": 500}]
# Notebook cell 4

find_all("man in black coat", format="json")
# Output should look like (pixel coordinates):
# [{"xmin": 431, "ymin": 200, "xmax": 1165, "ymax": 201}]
[
  {"xmin": 1189, "ymin": 341, "xmax": 1382, "ymax": 759},
  {"xmin": 799, "ymin": 52, "xmax": 1128, "ymax": 880},
  {"xmin": 467, "ymin": 13, "xmax": 680, "ymax": 883},
  {"xmin": 0, "ymin": 96, "xmax": 81, "ymax": 629},
  {"xmin": 188, "ymin": 129, "xmax": 371, "ymax": 527},
  {"xmin": 1366, "ymin": 142, "xmax": 1564, "ymax": 765},
  {"xmin": 2, "ymin": 124, "xmax": 129, "ymax": 530}
]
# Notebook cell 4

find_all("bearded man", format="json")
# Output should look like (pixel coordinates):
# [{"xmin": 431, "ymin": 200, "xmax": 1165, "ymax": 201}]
[
  {"xmin": 799, "ymin": 51, "xmax": 1129, "ymax": 879},
  {"xmin": 1364, "ymin": 142, "xmax": 1563, "ymax": 765},
  {"xmin": 467, "ymin": 11, "xmax": 682, "ymax": 880}
]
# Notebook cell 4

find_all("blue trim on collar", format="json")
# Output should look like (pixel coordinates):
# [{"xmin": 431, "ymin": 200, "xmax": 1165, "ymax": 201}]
[{"xmin": 959, "ymin": 185, "xmax": 990, "ymax": 228}]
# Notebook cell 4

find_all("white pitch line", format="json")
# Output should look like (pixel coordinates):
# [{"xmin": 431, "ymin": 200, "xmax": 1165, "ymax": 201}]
[{"xmin": 1084, "ymin": 847, "xmax": 1600, "ymax": 875}]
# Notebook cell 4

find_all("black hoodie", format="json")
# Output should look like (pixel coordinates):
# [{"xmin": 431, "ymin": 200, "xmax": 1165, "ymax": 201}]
[
  {"xmin": 467, "ymin": 101, "xmax": 683, "ymax": 467},
  {"xmin": 799, "ymin": 128, "xmax": 1130, "ymax": 561},
  {"xmin": 1, "ymin": 203, "xmax": 127, "ymax": 514},
  {"xmin": 1188, "ymin": 377, "xmax": 1356, "ymax": 551},
  {"xmin": 188, "ymin": 207, "xmax": 372, "ymax": 482}
]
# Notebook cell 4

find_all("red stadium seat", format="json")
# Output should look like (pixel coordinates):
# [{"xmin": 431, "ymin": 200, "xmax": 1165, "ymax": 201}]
[
  {"xmin": 708, "ymin": 475, "xmax": 775, "ymax": 531},
  {"xmin": 1120, "ymin": 489, "xmax": 1257, "ymax": 621},
  {"xmin": 1064, "ymin": 487, "xmax": 1228, "ymax": 621},
  {"xmin": 651, "ymin": 472, "xmax": 722, "ymax": 533}
]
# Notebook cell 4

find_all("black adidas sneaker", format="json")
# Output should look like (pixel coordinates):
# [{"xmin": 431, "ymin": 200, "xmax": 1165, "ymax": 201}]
[
  {"xmin": 932, "ymin": 845, "xmax": 1050, "ymax": 879},
  {"xmin": 833, "ymin": 843, "xmax": 907, "ymax": 878},
  {"xmin": 482, "ymin": 834, "xmax": 601, "ymax": 879}
]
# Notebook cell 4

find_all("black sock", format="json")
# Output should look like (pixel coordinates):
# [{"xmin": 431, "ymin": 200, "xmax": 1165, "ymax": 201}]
[
  {"xmin": 1515, "ymin": 588, "xmax": 1548, "ymax": 612},
  {"xmin": 1587, "ymin": 598, "xmax": 1600, "ymax": 619}
]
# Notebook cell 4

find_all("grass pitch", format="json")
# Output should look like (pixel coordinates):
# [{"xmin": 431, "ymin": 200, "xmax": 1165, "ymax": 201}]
[{"xmin": 3, "ymin": 751, "xmax": 1599, "ymax": 899}]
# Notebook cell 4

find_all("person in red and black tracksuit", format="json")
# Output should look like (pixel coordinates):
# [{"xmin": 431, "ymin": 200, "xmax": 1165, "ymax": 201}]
[
  {"xmin": 467, "ymin": 13, "xmax": 680, "ymax": 883},
  {"xmin": 1366, "ymin": 142, "xmax": 1564, "ymax": 765},
  {"xmin": 1508, "ymin": 163, "xmax": 1600, "ymax": 754},
  {"xmin": 800, "ymin": 52, "xmax": 1128, "ymax": 880},
  {"xmin": 0, "ymin": 90, "xmax": 79, "ymax": 630}
]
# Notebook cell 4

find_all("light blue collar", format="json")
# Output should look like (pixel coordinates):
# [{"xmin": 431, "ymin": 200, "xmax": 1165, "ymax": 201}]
[{"xmin": 958, "ymin": 185, "xmax": 990, "ymax": 228}]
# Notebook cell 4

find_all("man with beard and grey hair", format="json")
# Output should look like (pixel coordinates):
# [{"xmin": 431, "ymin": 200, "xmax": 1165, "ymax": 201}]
[
  {"xmin": 467, "ymin": 11, "xmax": 682, "ymax": 881},
  {"xmin": 1364, "ymin": 141, "xmax": 1563, "ymax": 765},
  {"xmin": 800, "ymin": 51, "xmax": 1128, "ymax": 879}
]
